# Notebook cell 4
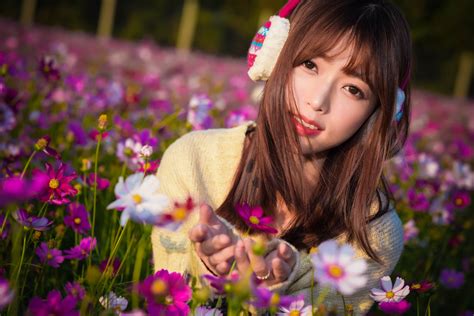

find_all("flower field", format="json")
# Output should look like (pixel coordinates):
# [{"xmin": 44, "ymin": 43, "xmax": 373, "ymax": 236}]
[{"xmin": 0, "ymin": 17, "xmax": 473, "ymax": 315}]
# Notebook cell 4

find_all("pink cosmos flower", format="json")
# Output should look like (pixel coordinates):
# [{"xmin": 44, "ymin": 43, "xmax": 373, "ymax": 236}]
[
  {"xmin": 0, "ymin": 173, "xmax": 49, "ymax": 207},
  {"xmin": 28, "ymin": 290, "xmax": 78, "ymax": 316},
  {"xmin": 64, "ymin": 282, "xmax": 85, "ymax": 300},
  {"xmin": 38, "ymin": 55, "xmax": 61, "ymax": 82},
  {"xmin": 311, "ymin": 240, "xmax": 368, "ymax": 295},
  {"xmin": 451, "ymin": 190, "xmax": 471, "ymax": 209},
  {"xmin": 202, "ymin": 271, "xmax": 240, "ymax": 295},
  {"xmin": 0, "ymin": 278, "xmax": 14, "ymax": 310},
  {"xmin": 35, "ymin": 242, "xmax": 64, "ymax": 268},
  {"xmin": 439, "ymin": 268, "xmax": 465, "ymax": 289},
  {"xmin": 378, "ymin": 300, "xmax": 411, "ymax": 315},
  {"xmin": 236, "ymin": 203, "xmax": 278, "ymax": 234},
  {"xmin": 86, "ymin": 173, "xmax": 110, "ymax": 191},
  {"xmin": 277, "ymin": 298, "xmax": 312, "ymax": 316},
  {"xmin": 370, "ymin": 276, "xmax": 410, "ymax": 303},
  {"xmin": 64, "ymin": 237, "xmax": 97, "ymax": 260},
  {"xmin": 408, "ymin": 280, "xmax": 434, "ymax": 293},
  {"xmin": 64, "ymin": 202, "xmax": 91, "ymax": 234},
  {"xmin": 33, "ymin": 162, "xmax": 78, "ymax": 205},
  {"xmin": 251, "ymin": 286, "xmax": 296, "ymax": 312},
  {"xmin": 138, "ymin": 269, "xmax": 191, "ymax": 316},
  {"xmin": 13, "ymin": 209, "xmax": 52, "ymax": 231},
  {"xmin": 155, "ymin": 197, "xmax": 195, "ymax": 231},
  {"xmin": 34, "ymin": 136, "xmax": 61, "ymax": 159},
  {"xmin": 195, "ymin": 306, "xmax": 223, "ymax": 316}
]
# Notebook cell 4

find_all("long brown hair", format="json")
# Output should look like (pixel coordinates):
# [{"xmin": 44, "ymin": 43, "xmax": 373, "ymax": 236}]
[{"xmin": 216, "ymin": 0, "xmax": 412, "ymax": 264}]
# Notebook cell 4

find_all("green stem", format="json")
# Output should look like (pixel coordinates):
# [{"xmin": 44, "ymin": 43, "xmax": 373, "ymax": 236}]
[
  {"xmin": 155, "ymin": 109, "xmax": 183, "ymax": 130},
  {"xmin": 417, "ymin": 296, "xmax": 420, "ymax": 316},
  {"xmin": 424, "ymin": 296, "xmax": 432, "ymax": 316},
  {"xmin": 131, "ymin": 237, "xmax": 146, "ymax": 308},
  {"xmin": 91, "ymin": 134, "xmax": 102, "ymax": 239},
  {"xmin": 341, "ymin": 294, "xmax": 347, "ymax": 316},
  {"xmin": 20, "ymin": 151, "xmax": 37, "ymax": 178}
]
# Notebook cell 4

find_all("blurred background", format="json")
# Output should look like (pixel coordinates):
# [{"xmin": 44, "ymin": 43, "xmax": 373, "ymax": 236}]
[{"xmin": 0, "ymin": 0, "xmax": 473, "ymax": 98}]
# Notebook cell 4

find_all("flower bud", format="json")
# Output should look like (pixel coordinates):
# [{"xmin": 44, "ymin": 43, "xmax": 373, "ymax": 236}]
[{"xmin": 98, "ymin": 114, "xmax": 108, "ymax": 131}]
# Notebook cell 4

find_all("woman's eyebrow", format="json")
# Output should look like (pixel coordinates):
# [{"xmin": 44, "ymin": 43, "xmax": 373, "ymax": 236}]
[{"xmin": 343, "ymin": 68, "xmax": 364, "ymax": 81}]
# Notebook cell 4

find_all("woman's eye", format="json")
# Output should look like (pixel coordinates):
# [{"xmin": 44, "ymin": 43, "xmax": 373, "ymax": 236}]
[
  {"xmin": 302, "ymin": 60, "xmax": 317, "ymax": 72},
  {"xmin": 344, "ymin": 85, "xmax": 365, "ymax": 99}
]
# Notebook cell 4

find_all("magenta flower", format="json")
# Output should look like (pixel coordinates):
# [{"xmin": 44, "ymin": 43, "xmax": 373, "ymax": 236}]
[
  {"xmin": 378, "ymin": 300, "xmax": 411, "ymax": 315},
  {"xmin": 33, "ymin": 162, "xmax": 78, "ymax": 205},
  {"xmin": 28, "ymin": 290, "xmax": 78, "ymax": 316},
  {"xmin": 407, "ymin": 189, "xmax": 430, "ymax": 212},
  {"xmin": 64, "ymin": 282, "xmax": 85, "ymax": 300},
  {"xmin": 64, "ymin": 237, "xmax": 97, "ymax": 260},
  {"xmin": 202, "ymin": 272, "xmax": 240, "ymax": 295},
  {"xmin": 251, "ymin": 286, "xmax": 296, "ymax": 312},
  {"xmin": 0, "ymin": 174, "xmax": 49, "ymax": 207},
  {"xmin": 64, "ymin": 202, "xmax": 91, "ymax": 234},
  {"xmin": 186, "ymin": 93, "xmax": 213, "ymax": 130},
  {"xmin": 86, "ymin": 173, "xmax": 110, "ymax": 190},
  {"xmin": 13, "ymin": 209, "xmax": 52, "ymax": 231},
  {"xmin": 34, "ymin": 136, "xmax": 61, "ymax": 160},
  {"xmin": 99, "ymin": 257, "xmax": 121, "ymax": 276},
  {"xmin": 409, "ymin": 280, "xmax": 434, "ymax": 293},
  {"xmin": 155, "ymin": 197, "xmax": 195, "ymax": 231},
  {"xmin": 138, "ymin": 269, "xmax": 191, "ymax": 316},
  {"xmin": 38, "ymin": 55, "xmax": 61, "ymax": 82},
  {"xmin": 236, "ymin": 203, "xmax": 278, "ymax": 234},
  {"xmin": 451, "ymin": 190, "xmax": 471, "ymax": 209},
  {"xmin": 0, "ymin": 278, "xmax": 14, "ymax": 310},
  {"xmin": 439, "ymin": 268, "xmax": 464, "ymax": 289},
  {"xmin": 35, "ymin": 242, "xmax": 64, "ymax": 268}
]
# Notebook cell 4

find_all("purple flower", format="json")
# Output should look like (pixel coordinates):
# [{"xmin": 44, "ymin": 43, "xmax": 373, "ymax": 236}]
[
  {"xmin": 251, "ymin": 286, "xmax": 296, "ymax": 312},
  {"xmin": 28, "ymin": 290, "xmax": 78, "ymax": 316},
  {"xmin": 33, "ymin": 162, "xmax": 78, "ymax": 205},
  {"xmin": 451, "ymin": 190, "xmax": 471, "ymax": 209},
  {"xmin": 86, "ymin": 173, "xmax": 110, "ymax": 191},
  {"xmin": 64, "ymin": 282, "xmax": 85, "ymax": 300},
  {"xmin": 64, "ymin": 237, "xmax": 97, "ymax": 260},
  {"xmin": 187, "ymin": 93, "xmax": 213, "ymax": 130},
  {"xmin": 68, "ymin": 121, "xmax": 88, "ymax": 145},
  {"xmin": 0, "ymin": 102, "xmax": 16, "ymax": 133},
  {"xmin": 407, "ymin": 188, "xmax": 430, "ymax": 212},
  {"xmin": 35, "ymin": 242, "xmax": 64, "ymax": 268},
  {"xmin": 378, "ymin": 300, "xmax": 411, "ymax": 315},
  {"xmin": 0, "ymin": 174, "xmax": 49, "ymax": 207},
  {"xmin": 0, "ymin": 278, "xmax": 14, "ymax": 310},
  {"xmin": 439, "ymin": 268, "xmax": 464, "ymax": 289},
  {"xmin": 236, "ymin": 203, "xmax": 278, "ymax": 234},
  {"xmin": 99, "ymin": 257, "xmax": 121, "ymax": 276},
  {"xmin": 38, "ymin": 55, "xmax": 61, "ymax": 82},
  {"xmin": 34, "ymin": 136, "xmax": 61, "ymax": 159},
  {"xmin": 64, "ymin": 202, "xmax": 91, "ymax": 234},
  {"xmin": 138, "ymin": 269, "xmax": 191, "ymax": 316},
  {"xmin": 14, "ymin": 209, "xmax": 53, "ymax": 231},
  {"xmin": 225, "ymin": 105, "xmax": 257, "ymax": 128},
  {"xmin": 202, "ymin": 272, "xmax": 240, "ymax": 295}
]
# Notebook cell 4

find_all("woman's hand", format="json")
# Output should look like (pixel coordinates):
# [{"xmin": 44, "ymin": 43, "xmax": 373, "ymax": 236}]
[
  {"xmin": 234, "ymin": 237, "xmax": 297, "ymax": 287},
  {"xmin": 188, "ymin": 204, "xmax": 238, "ymax": 275}
]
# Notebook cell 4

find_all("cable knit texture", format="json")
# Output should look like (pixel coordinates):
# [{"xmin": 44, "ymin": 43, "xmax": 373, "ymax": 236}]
[{"xmin": 151, "ymin": 121, "xmax": 405, "ymax": 315}]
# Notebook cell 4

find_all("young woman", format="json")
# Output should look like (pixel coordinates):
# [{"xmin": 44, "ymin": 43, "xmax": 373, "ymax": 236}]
[{"xmin": 152, "ymin": 0, "xmax": 411, "ymax": 314}]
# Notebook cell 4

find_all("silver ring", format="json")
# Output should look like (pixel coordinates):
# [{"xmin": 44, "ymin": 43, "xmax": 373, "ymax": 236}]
[{"xmin": 255, "ymin": 270, "xmax": 271, "ymax": 280}]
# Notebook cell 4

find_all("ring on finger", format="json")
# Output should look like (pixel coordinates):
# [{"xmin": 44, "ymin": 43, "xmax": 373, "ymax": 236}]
[{"xmin": 255, "ymin": 270, "xmax": 271, "ymax": 280}]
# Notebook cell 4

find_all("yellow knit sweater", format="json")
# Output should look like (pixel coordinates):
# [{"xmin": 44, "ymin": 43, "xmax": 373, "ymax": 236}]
[{"xmin": 151, "ymin": 121, "xmax": 404, "ymax": 315}]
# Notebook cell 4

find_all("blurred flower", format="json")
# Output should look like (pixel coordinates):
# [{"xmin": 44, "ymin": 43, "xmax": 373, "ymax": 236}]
[
  {"xmin": 28, "ymin": 290, "xmax": 78, "ymax": 316},
  {"xmin": 116, "ymin": 138, "xmax": 144, "ymax": 170},
  {"xmin": 106, "ymin": 173, "xmax": 169, "ymax": 226},
  {"xmin": 34, "ymin": 136, "xmax": 61, "ymax": 159},
  {"xmin": 35, "ymin": 242, "xmax": 64, "ymax": 268},
  {"xmin": 187, "ymin": 93, "xmax": 213, "ymax": 130},
  {"xmin": 68, "ymin": 122, "xmax": 88, "ymax": 146},
  {"xmin": 99, "ymin": 291, "xmax": 128, "ymax": 314},
  {"xmin": 416, "ymin": 153, "xmax": 439, "ymax": 179},
  {"xmin": 140, "ymin": 144, "xmax": 153, "ymax": 158},
  {"xmin": 236, "ymin": 203, "xmax": 278, "ymax": 234},
  {"xmin": 0, "ymin": 174, "xmax": 49, "ymax": 207},
  {"xmin": 98, "ymin": 114, "xmax": 108, "ymax": 131},
  {"xmin": 0, "ymin": 278, "xmax": 14, "ymax": 310},
  {"xmin": 64, "ymin": 282, "xmax": 85, "ymax": 300},
  {"xmin": 403, "ymin": 219, "xmax": 419, "ymax": 243},
  {"xmin": 195, "ymin": 306, "xmax": 223, "ymax": 316},
  {"xmin": 439, "ymin": 268, "xmax": 464, "ymax": 289},
  {"xmin": 13, "ymin": 209, "xmax": 53, "ymax": 231},
  {"xmin": 451, "ymin": 190, "xmax": 471, "ymax": 209},
  {"xmin": 277, "ymin": 298, "xmax": 312, "ymax": 316},
  {"xmin": 155, "ymin": 197, "xmax": 195, "ymax": 231},
  {"xmin": 89, "ymin": 129, "xmax": 109, "ymax": 141},
  {"xmin": 138, "ymin": 160, "xmax": 159, "ymax": 174},
  {"xmin": 225, "ymin": 105, "xmax": 257, "ymax": 128},
  {"xmin": 65, "ymin": 74, "xmax": 86, "ymax": 93},
  {"xmin": 119, "ymin": 309, "xmax": 147, "ymax": 316},
  {"xmin": 33, "ymin": 162, "xmax": 78, "ymax": 205},
  {"xmin": 407, "ymin": 188, "xmax": 430, "ymax": 212},
  {"xmin": 447, "ymin": 161, "xmax": 474, "ymax": 190},
  {"xmin": 378, "ymin": 300, "xmax": 411, "ymax": 315},
  {"xmin": 311, "ymin": 240, "xmax": 368, "ymax": 295},
  {"xmin": 64, "ymin": 202, "xmax": 91, "ymax": 234},
  {"xmin": 39, "ymin": 55, "xmax": 61, "ymax": 82},
  {"xmin": 138, "ymin": 269, "xmax": 191, "ymax": 316},
  {"xmin": 202, "ymin": 271, "xmax": 240, "ymax": 295},
  {"xmin": 370, "ymin": 276, "xmax": 410, "ymax": 302},
  {"xmin": 64, "ymin": 237, "xmax": 97, "ymax": 260},
  {"xmin": 86, "ymin": 173, "xmax": 110, "ymax": 191},
  {"xmin": 0, "ymin": 102, "xmax": 16, "ymax": 133},
  {"xmin": 409, "ymin": 280, "xmax": 434, "ymax": 293},
  {"xmin": 251, "ymin": 286, "xmax": 295, "ymax": 312},
  {"xmin": 99, "ymin": 258, "xmax": 121, "ymax": 276}
]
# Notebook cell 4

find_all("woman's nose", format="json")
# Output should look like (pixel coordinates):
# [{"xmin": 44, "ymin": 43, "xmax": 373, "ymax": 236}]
[{"xmin": 307, "ymin": 82, "xmax": 331, "ymax": 113}]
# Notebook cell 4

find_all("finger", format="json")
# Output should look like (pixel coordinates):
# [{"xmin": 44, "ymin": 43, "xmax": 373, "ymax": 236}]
[
  {"xmin": 277, "ymin": 242, "xmax": 296, "ymax": 268},
  {"xmin": 271, "ymin": 257, "xmax": 291, "ymax": 282},
  {"xmin": 199, "ymin": 203, "xmax": 219, "ymax": 226},
  {"xmin": 214, "ymin": 261, "xmax": 230, "ymax": 275},
  {"xmin": 244, "ymin": 238, "xmax": 270, "ymax": 278},
  {"xmin": 188, "ymin": 224, "xmax": 210, "ymax": 243},
  {"xmin": 198, "ymin": 234, "xmax": 231, "ymax": 256},
  {"xmin": 235, "ymin": 239, "xmax": 250, "ymax": 274},
  {"xmin": 208, "ymin": 245, "xmax": 235, "ymax": 266}
]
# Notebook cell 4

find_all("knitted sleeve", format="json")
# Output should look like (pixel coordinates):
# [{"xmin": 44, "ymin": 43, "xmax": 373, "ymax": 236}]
[{"xmin": 285, "ymin": 209, "xmax": 404, "ymax": 316}]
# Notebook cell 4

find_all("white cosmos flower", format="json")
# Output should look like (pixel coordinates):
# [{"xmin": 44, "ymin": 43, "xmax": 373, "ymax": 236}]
[
  {"xmin": 194, "ymin": 306, "xmax": 223, "ymax": 316},
  {"xmin": 370, "ymin": 276, "xmax": 410, "ymax": 302},
  {"xmin": 311, "ymin": 239, "xmax": 368, "ymax": 295},
  {"xmin": 277, "ymin": 299, "xmax": 312, "ymax": 316},
  {"xmin": 99, "ymin": 291, "xmax": 128, "ymax": 314},
  {"xmin": 107, "ymin": 173, "xmax": 169, "ymax": 226}
]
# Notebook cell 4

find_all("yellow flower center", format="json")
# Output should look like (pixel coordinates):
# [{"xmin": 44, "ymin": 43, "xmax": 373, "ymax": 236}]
[
  {"xmin": 47, "ymin": 252, "xmax": 53, "ymax": 260},
  {"xmin": 49, "ymin": 179, "xmax": 59, "ymax": 189},
  {"xmin": 151, "ymin": 279, "xmax": 168, "ymax": 296},
  {"xmin": 289, "ymin": 310, "xmax": 301, "ymax": 316},
  {"xmin": 164, "ymin": 295, "xmax": 173, "ymax": 305},
  {"xmin": 35, "ymin": 138, "xmax": 48, "ymax": 151},
  {"xmin": 132, "ymin": 194, "xmax": 142, "ymax": 204},
  {"xmin": 455, "ymin": 198, "xmax": 463, "ymax": 206},
  {"xmin": 386, "ymin": 291, "xmax": 395, "ymax": 298},
  {"xmin": 74, "ymin": 217, "xmax": 81, "ymax": 225},
  {"xmin": 249, "ymin": 215, "xmax": 260, "ymax": 225},
  {"xmin": 172, "ymin": 207, "xmax": 187, "ymax": 221},
  {"xmin": 270, "ymin": 293, "xmax": 280, "ymax": 306},
  {"xmin": 411, "ymin": 283, "xmax": 421, "ymax": 289},
  {"xmin": 328, "ymin": 264, "xmax": 343, "ymax": 279}
]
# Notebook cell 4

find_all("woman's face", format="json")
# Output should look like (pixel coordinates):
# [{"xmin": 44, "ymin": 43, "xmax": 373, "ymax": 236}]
[{"xmin": 289, "ymin": 39, "xmax": 377, "ymax": 156}]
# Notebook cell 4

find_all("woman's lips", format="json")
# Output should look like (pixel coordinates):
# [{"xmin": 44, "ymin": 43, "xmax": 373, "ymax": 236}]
[{"xmin": 291, "ymin": 114, "xmax": 322, "ymax": 136}]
